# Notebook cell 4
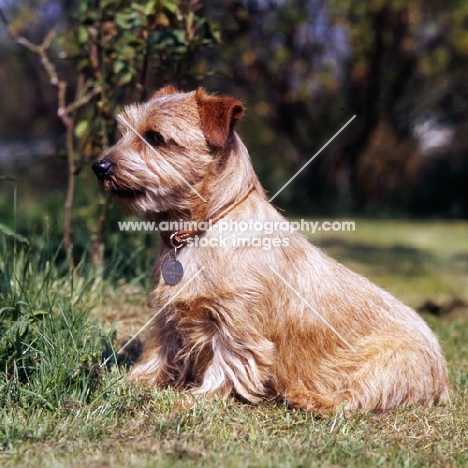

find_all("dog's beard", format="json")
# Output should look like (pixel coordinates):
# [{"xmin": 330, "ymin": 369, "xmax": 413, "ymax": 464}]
[
  {"xmin": 112, "ymin": 190, "xmax": 149, "ymax": 216},
  {"xmin": 105, "ymin": 181, "xmax": 183, "ymax": 216},
  {"xmin": 98, "ymin": 179, "xmax": 146, "ymax": 213},
  {"xmin": 98, "ymin": 177, "xmax": 141, "ymax": 199},
  {"xmin": 111, "ymin": 187, "xmax": 144, "ymax": 200}
]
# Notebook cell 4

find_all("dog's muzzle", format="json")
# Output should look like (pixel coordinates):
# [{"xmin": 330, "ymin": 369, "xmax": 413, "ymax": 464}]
[{"xmin": 92, "ymin": 159, "xmax": 114, "ymax": 181}]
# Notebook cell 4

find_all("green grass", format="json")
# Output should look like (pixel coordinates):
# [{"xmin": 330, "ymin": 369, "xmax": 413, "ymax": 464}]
[
  {"xmin": 0, "ymin": 220, "xmax": 467, "ymax": 467},
  {"xmin": 305, "ymin": 219, "xmax": 467, "ymax": 307}
]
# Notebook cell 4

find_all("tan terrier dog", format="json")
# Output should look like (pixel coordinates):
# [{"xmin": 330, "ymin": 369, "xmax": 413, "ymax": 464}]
[{"xmin": 92, "ymin": 86, "xmax": 449, "ymax": 412}]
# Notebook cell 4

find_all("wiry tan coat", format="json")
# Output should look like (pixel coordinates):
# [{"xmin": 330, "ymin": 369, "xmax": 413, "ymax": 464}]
[{"xmin": 94, "ymin": 86, "xmax": 450, "ymax": 412}]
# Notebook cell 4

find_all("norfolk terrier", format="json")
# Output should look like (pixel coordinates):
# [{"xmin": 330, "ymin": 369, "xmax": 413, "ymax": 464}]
[{"xmin": 92, "ymin": 86, "xmax": 449, "ymax": 412}]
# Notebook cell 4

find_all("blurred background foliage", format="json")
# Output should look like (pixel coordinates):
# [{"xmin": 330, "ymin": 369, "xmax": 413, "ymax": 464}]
[{"xmin": 0, "ymin": 0, "xmax": 467, "ymax": 257}]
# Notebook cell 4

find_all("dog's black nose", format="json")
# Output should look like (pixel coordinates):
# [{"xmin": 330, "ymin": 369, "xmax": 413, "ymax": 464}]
[{"xmin": 92, "ymin": 159, "xmax": 114, "ymax": 180}]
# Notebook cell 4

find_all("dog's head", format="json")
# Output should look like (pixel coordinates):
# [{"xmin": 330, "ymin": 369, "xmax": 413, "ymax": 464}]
[{"xmin": 92, "ymin": 86, "xmax": 244, "ymax": 215}]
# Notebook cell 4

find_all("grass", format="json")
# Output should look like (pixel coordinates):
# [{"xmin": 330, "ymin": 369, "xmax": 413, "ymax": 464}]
[
  {"xmin": 0, "ymin": 220, "xmax": 467, "ymax": 467},
  {"xmin": 304, "ymin": 219, "xmax": 467, "ymax": 307}
]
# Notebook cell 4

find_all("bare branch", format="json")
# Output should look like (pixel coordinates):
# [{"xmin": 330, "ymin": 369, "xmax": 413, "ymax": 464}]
[{"xmin": 61, "ymin": 86, "xmax": 103, "ymax": 116}]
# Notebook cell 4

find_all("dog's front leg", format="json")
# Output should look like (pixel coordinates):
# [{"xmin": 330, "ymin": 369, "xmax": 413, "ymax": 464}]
[
  {"xmin": 193, "ymin": 332, "xmax": 276, "ymax": 404},
  {"xmin": 128, "ymin": 319, "xmax": 182, "ymax": 386}
]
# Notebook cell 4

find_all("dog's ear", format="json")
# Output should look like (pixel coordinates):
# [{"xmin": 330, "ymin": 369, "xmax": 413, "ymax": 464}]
[
  {"xmin": 195, "ymin": 88, "xmax": 244, "ymax": 148},
  {"xmin": 152, "ymin": 85, "xmax": 178, "ymax": 99}
]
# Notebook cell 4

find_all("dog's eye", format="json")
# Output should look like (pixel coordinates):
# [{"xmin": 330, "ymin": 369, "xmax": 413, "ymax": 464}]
[{"xmin": 144, "ymin": 130, "xmax": 165, "ymax": 147}]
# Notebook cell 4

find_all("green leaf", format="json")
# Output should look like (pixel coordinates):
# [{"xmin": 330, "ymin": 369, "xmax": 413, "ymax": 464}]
[
  {"xmin": 0, "ymin": 223, "xmax": 29, "ymax": 244},
  {"xmin": 131, "ymin": 3, "xmax": 146, "ymax": 15},
  {"xmin": 118, "ymin": 73, "xmax": 133, "ymax": 85},
  {"xmin": 186, "ymin": 11, "xmax": 194, "ymax": 32},
  {"xmin": 100, "ymin": 0, "xmax": 117, "ymax": 9},
  {"xmin": 30, "ymin": 310, "xmax": 49, "ymax": 321},
  {"xmin": 161, "ymin": 0, "xmax": 177, "ymax": 14},
  {"xmin": 0, "ymin": 307, "xmax": 17, "ymax": 316},
  {"xmin": 120, "ymin": 46, "xmax": 136, "ymax": 60},
  {"xmin": 114, "ymin": 60, "xmax": 126, "ymax": 74},
  {"xmin": 75, "ymin": 120, "xmax": 88, "ymax": 138},
  {"xmin": 145, "ymin": 0, "xmax": 157, "ymax": 16},
  {"xmin": 173, "ymin": 30, "xmax": 187, "ymax": 44},
  {"xmin": 115, "ymin": 12, "xmax": 138, "ymax": 29},
  {"xmin": 77, "ymin": 26, "xmax": 88, "ymax": 44},
  {"xmin": 17, "ymin": 321, "xmax": 29, "ymax": 337}
]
